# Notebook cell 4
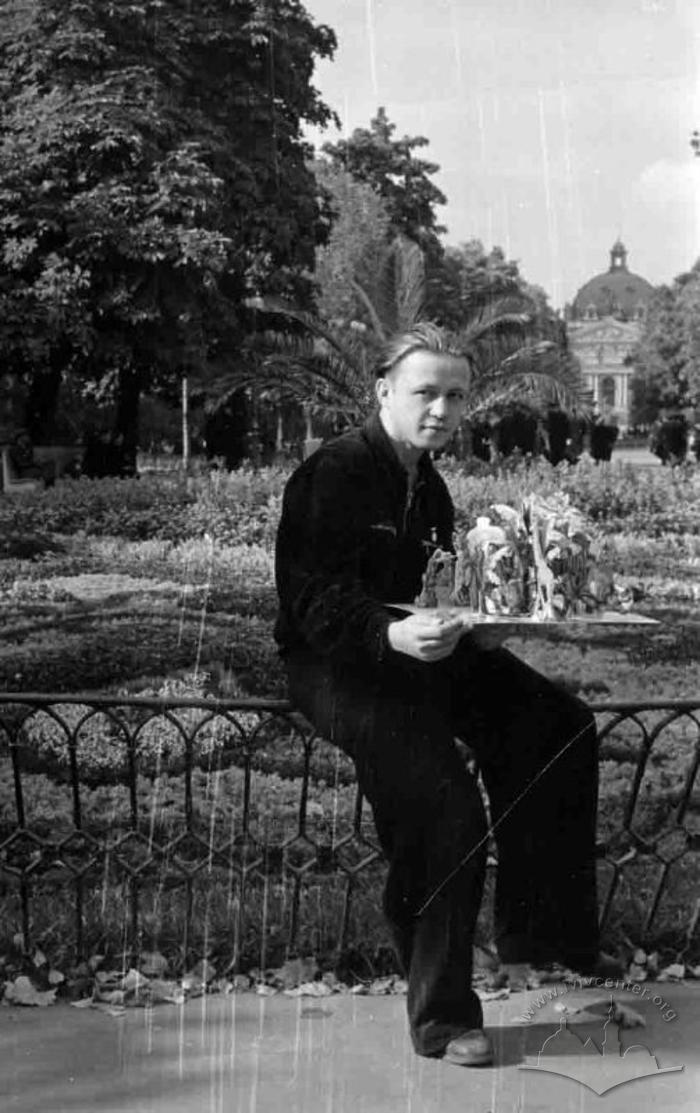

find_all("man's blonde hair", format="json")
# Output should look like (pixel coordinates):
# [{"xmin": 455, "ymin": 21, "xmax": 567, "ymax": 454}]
[{"xmin": 374, "ymin": 322, "xmax": 470, "ymax": 379}]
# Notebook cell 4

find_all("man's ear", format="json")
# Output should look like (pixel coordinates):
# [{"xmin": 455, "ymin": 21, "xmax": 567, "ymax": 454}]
[{"xmin": 375, "ymin": 376, "xmax": 390, "ymax": 406}]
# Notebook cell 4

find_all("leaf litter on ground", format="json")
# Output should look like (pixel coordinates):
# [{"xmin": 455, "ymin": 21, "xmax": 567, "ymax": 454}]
[{"xmin": 2, "ymin": 941, "xmax": 693, "ymax": 1015}]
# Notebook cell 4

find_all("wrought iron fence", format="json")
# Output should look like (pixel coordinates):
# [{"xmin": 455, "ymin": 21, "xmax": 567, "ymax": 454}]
[{"xmin": 1, "ymin": 692, "xmax": 699, "ymax": 968}]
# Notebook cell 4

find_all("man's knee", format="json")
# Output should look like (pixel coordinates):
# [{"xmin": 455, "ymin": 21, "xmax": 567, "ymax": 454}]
[
  {"xmin": 566, "ymin": 694, "xmax": 597, "ymax": 747},
  {"xmin": 549, "ymin": 692, "xmax": 598, "ymax": 778},
  {"xmin": 526, "ymin": 684, "xmax": 597, "ymax": 766}
]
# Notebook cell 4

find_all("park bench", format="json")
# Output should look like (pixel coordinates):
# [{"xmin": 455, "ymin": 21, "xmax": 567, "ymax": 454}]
[
  {"xmin": 0, "ymin": 441, "xmax": 83, "ymax": 493},
  {"xmin": 0, "ymin": 444, "xmax": 43, "ymax": 494},
  {"xmin": 34, "ymin": 442, "xmax": 83, "ymax": 477}
]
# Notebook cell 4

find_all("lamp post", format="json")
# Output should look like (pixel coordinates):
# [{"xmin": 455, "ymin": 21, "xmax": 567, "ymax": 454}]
[{"xmin": 181, "ymin": 375, "xmax": 190, "ymax": 472}]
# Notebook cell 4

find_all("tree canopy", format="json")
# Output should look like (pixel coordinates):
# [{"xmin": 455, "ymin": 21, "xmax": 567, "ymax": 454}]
[
  {"xmin": 426, "ymin": 240, "xmax": 523, "ymax": 329},
  {"xmin": 630, "ymin": 262, "xmax": 700, "ymax": 424},
  {"xmin": 311, "ymin": 160, "xmax": 392, "ymax": 328},
  {"xmin": 0, "ymin": 0, "xmax": 336, "ymax": 456},
  {"xmin": 322, "ymin": 107, "xmax": 446, "ymax": 260}
]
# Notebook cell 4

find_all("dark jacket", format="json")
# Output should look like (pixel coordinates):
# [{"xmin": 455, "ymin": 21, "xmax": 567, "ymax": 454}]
[{"xmin": 274, "ymin": 413, "xmax": 454, "ymax": 668}]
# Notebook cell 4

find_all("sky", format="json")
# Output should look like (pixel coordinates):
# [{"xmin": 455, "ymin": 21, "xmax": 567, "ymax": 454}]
[{"xmin": 303, "ymin": 0, "xmax": 700, "ymax": 309}]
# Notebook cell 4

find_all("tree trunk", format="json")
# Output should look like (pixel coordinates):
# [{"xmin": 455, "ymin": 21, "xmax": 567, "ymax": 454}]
[
  {"xmin": 113, "ymin": 366, "xmax": 141, "ymax": 476},
  {"xmin": 245, "ymin": 390, "xmax": 262, "ymax": 467},
  {"xmin": 25, "ymin": 362, "xmax": 63, "ymax": 442}
]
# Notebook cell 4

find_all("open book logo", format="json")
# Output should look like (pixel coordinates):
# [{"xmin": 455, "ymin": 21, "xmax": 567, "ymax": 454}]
[{"xmin": 519, "ymin": 997, "xmax": 684, "ymax": 1095}]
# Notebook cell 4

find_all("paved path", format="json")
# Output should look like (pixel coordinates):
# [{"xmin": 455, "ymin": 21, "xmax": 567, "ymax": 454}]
[
  {"xmin": 1, "ymin": 983, "xmax": 697, "ymax": 1112},
  {"xmin": 611, "ymin": 445, "xmax": 661, "ymax": 467}
]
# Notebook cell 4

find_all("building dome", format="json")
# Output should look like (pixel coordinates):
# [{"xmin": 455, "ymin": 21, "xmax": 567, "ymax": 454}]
[{"xmin": 571, "ymin": 241, "xmax": 654, "ymax": 321}]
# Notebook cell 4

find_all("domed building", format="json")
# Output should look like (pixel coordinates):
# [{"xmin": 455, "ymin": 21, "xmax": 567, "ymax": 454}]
[{"xmin": 565, "ymin": 241, "xmax": 654, "ymax": 431}]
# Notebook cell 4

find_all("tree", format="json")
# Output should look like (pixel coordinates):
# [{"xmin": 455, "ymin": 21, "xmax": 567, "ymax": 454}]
[
  {"xmin": 426, "ymin": 240, "xmax": 522, "ymax": 330},
  {"xmin": 199, "ymin": 160, "xmax": 394, "ymax": 450},
  {"xmin": 311, "ymin": 160, "xmax": 392, "ymax": 327},
  {"xmin": 678, "ymin": 264, "xmax": 700, "ymax": 407},
  {"xmin": 630, "ymin": 262, "xmax": 700, "ymax": 425},
  {"xmin": 322, "ymin": 107, "xmax": 446, "ymax": 260},
  {"xmin": 199, "ymin": 161, "xmax": 394, "ymax": 459},
  {"xmin": 0, "ymin": 0, "xmax": 337, "ymax": 469}
]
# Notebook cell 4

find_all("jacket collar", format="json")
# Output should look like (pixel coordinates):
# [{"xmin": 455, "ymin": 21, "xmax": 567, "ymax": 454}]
[{"xmin": 362, "ymin": 412, "xmax": 434, "ymax": 488}]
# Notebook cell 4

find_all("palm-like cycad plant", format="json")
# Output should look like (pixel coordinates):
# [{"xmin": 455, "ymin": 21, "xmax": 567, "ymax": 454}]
[
  {"xmin": 209, "ymin": 235, "xmax": 587, "ymax": 430},
  {"xmin": 235, "ymin": 235, "xmax": 428, "ymax": 426},
  {"xmin": 462, "ymin": 293, "xmax": 586, "ymax": 421}
]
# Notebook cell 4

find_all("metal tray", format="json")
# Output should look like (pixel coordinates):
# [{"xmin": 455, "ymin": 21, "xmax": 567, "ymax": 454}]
[{"xmin": 389, "ymin": 604, "xmax": 660, "ymax": 633}]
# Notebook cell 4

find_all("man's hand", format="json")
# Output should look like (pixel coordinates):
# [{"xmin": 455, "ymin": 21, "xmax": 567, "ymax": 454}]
[{"xmin": 387, "ymin": 612, "xmax": 464, "ymax": 662}]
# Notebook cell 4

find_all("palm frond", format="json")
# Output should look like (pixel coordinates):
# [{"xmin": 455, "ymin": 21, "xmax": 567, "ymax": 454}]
[
  {"xmin": 204, "ymin": 325, "xmax": 377, "ymax": 421},
  {"xmin": 465, "ymin": 389, "xmax": 527, "ymax": 420},
  {"xmin": 204, "ymin": 359, "xmax": 368, "ymax": 422},
  {"xmin": 455, "ymin": 289, "xmax": 535, "ymax": 333},
  {"xmin": 393, "ymin": 236, "xmax": 426, "ymax": 330},
  {"xmin": 260, "ymin": 352, "xmax": 370, "ymax": 409},
  {"xmin": 363, "ymin": 235, "xmax": 426, "ymax": 337},
  {"xmin": 468, "ymin": 342, "xmax": 587, "ymax": 416},
  {"xmin": 245, "ymin": 296, "xmax": 365, "ymax": 378},
  {"xmin": 462, "ymin": 310, "xmax": 535, "ymax": 346},
  {"xmin": 370, "ymin": 243, "xmax": 400, "ymax": 336},
  {"xmin": 350, "ymin": 278, "xmax": 387, "ymax": 339}
]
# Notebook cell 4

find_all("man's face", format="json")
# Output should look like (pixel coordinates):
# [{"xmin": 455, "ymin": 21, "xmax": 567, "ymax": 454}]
[{"xmin": 376, "ymin": 348, "xmax": 470, "ymax": 453}]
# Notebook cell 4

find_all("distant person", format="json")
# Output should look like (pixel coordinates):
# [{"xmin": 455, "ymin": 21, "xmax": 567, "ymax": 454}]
[
  {"xmin": 649, "ymin": 414, "xmax": 688, "ymax": 466},
  {"xmin": 533, "ymin": 416, "xmax": 550, "ymax": 459},
  {"xmin": 468, "ymin": 420, "xmax": 492, "ymax": 463},
  {"xmin": 544, "ymin": 407, "xmax": 569, "ymax": 466},
  {"xmin": 590, "ymin": 420, "xmax": 618, "ymax": 463},
  {"xmin": 648, "ymin": 420, "xmax": 665, "ymax": 463},
  {"xmin": 564, "ymin": 415, "xmax": 587, "ymax": 464},
  {"xmin": 495, "ymin": 409, "xmax": 537, "ymax": 457},
  {"xmin": 82, "ymin": 431, "xmax": 134, "ymax": 478}
]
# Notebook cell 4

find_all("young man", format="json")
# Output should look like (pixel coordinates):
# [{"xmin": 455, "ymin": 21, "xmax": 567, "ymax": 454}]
[{"xmin": 274, "ymin": 323, "xmax": 599, "ymax": 1067}]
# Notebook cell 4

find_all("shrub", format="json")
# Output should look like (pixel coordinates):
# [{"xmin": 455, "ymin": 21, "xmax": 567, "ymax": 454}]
[
  {"xmin": 0, "ymin": 612, "xmax": 284, "ymax": 695},
  {"xmin": 0, "ymin": 468, "xmax": 289, "ymax": 547},
  {"xmin": 441, "ymin": 456, "xmax": 700, "ymax": 538},
  {"xmin": 3, "ymin": 458, "xmax": 700, "ymax": 557}
]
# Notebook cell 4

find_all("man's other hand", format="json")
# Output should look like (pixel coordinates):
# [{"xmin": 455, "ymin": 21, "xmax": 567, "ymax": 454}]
[{"xmin": 387, "ymin": 612, "xmax": 463, "ymax": 662}]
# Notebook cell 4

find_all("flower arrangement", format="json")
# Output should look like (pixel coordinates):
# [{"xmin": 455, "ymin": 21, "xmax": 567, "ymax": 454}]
[{"xmin": 416, "ymin": 493, "xmax": 623, "ymax": 619}]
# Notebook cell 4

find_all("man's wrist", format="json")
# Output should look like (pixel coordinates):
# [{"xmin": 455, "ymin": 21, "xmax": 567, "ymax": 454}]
[{"xmin": 386, "ymin": 620, "xmax": 405, "ymax": 655}]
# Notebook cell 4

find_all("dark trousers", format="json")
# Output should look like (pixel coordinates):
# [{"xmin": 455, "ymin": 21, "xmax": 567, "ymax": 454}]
[{"xmin": 285, "ymin": 637, "xmax": 599, "ymax": 1057}]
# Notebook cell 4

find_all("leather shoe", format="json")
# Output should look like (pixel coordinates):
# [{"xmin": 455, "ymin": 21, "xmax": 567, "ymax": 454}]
[{"xmin": 443, "ymin": 1029, "xmax": 494, "ymax": 1067}]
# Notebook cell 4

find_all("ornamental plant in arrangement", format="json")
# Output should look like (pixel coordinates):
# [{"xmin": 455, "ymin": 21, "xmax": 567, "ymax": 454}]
[{"xmin": 417, "ymin": 493, "xmax": 625, "ymax": 619}]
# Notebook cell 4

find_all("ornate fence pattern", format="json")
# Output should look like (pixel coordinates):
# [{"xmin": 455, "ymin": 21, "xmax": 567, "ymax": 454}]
[{"xmin": 1, "ymin": 693, "xmax": 699, "ymax": 967}]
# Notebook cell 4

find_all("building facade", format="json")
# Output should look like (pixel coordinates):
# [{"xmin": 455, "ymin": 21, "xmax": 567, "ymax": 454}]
[{"xmin": 565, "ymin": 241, "xmax": 654, "ymax": 431}]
